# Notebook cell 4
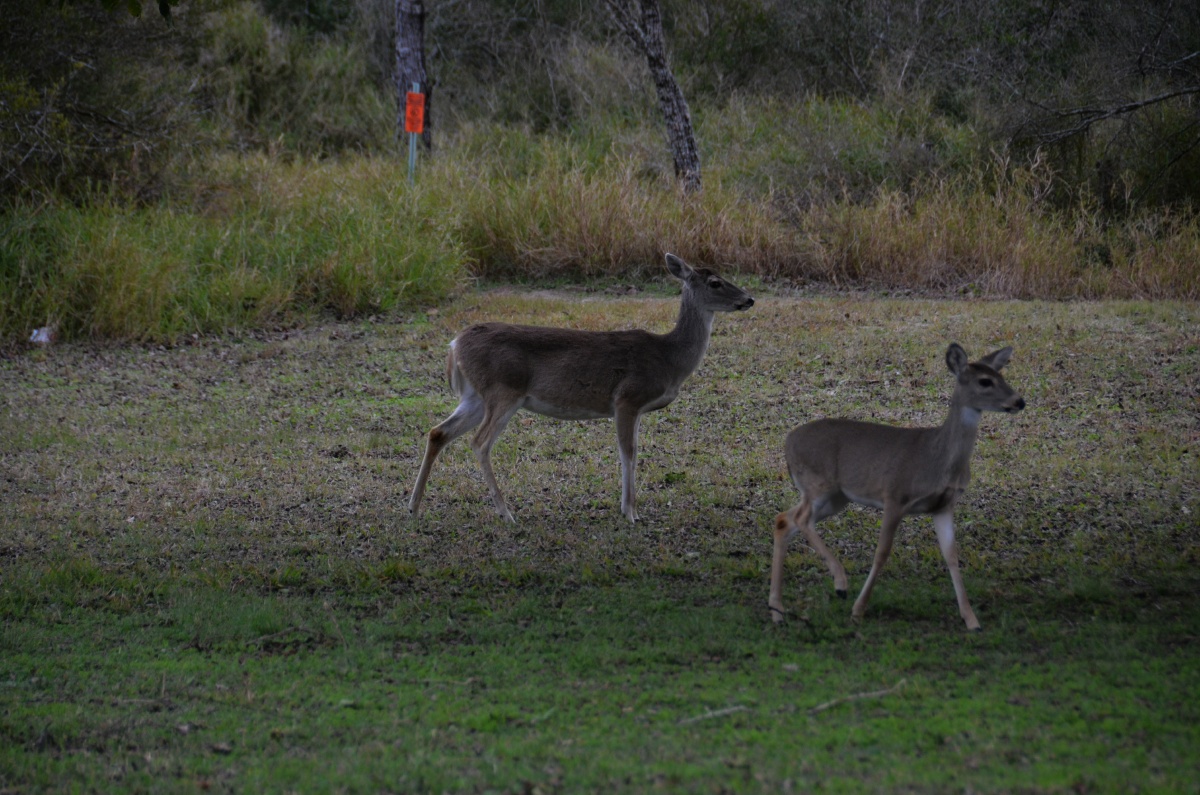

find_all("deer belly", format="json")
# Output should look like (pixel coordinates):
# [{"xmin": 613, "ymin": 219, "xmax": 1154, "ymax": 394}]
[
  {"xmin": 523, "ymin": 396, "xmax": 612, "ymax": 421},
  {"xmin": 907, "ymin": 489, "xmax": 959, "ymax": 514},
  {"xmin": 842, "ymin": 489, "xmax": 886, "ymax": 511}
]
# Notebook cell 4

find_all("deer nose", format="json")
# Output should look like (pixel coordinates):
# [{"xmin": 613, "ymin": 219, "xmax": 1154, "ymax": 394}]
[
  {"xmin": 739, "ymin": 297, "xmax": 755, "ymax": 309},
  {"xmin": 1009, "ymin": 396, "xmax": 1026, "ymax": 412}
]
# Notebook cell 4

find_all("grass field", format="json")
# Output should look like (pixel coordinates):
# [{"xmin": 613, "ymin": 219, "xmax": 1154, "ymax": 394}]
[{"xmin": 2, "ymin": 286, "xmax": 1198, "ymax": 792}]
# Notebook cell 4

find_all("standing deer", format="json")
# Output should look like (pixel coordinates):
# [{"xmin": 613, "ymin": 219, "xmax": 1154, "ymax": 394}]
[
  {"xmin": 408, "ymin": 253, "xmax": 754, "ymax": 523},
  {"xmin": 769, "ymin": 344, "xmax": 1025, "ymax": 631}
]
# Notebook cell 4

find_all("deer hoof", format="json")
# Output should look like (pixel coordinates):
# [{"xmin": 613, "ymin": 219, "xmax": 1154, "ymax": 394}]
[{"xmin": 835, "ymin": 589, "xmax": 848, "ymax": 600}]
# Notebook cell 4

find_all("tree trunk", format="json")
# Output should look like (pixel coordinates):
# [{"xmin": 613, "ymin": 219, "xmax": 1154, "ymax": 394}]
[
  {"xmin": 395, "ymin": 0, "xmax": 431, "ymax": 149},
  {"xmin": 606, "ymin": 0, "xmax": 701, "ymax": 193}
]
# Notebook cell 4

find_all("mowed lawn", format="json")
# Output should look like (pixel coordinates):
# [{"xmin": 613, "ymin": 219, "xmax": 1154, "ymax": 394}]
[{"xmin": 2, "ymin": 290, "xmax": 1198, "ymax": 793}]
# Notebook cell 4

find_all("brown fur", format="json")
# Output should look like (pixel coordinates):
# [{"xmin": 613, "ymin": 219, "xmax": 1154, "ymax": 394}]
[
  {"xmin": 769, "ymin": 344, "xmax": 1025, "ymax": 630},
  {"xmin": 408, "ymin": 254, "xmax": 754, "ymax": 523}
]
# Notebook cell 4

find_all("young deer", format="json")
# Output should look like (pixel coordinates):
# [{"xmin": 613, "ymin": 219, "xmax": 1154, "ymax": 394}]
[
  {"xmin": 408, "ymin": 253, "xmax": 754, "ymax": 523},
  {"xmin": 769, "ymin": 344, "xmax": 1025, "ymax": 631}
]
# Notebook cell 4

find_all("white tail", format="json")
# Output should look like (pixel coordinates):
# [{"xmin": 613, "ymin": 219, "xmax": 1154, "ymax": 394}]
[
  {"xmin": 769, "ymin": 344, "xmax": 1025, "ymax": 631},
  {"xmin": 408, "ymin": 253, "xmax": 754, "ymax": 523}
]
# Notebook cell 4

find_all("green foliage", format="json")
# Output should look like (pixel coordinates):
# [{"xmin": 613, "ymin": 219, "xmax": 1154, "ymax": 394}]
[
  {"xmin": 423, "ymin": 128, "xmax": 801, "ymax": 281},
  {"xmin": 5, "ymin": 127, "xmax": 1200, "ymax": 342},
  {"xmin": 666, "ymin": 0, "xmax": 801, "ymax": 95},
  {"xmin": 0, "ymin": 72, "xmax": 77, "ymax": 199},
  {"xmin": 86, "ymin": 0, "xmax": 177, "ymax": 20},
  {"xmin": 5, "ymin": 0, "xmax": 1200, "ymax": 210},
  {"xmin": 259, "ymin": 0, "xmax": 349, "ymax": 33},
  {"xmin": 1050, "ymin": 97, "xmax": 1200, "ymax": 212},
  {"xmin": 3, "ymin": 0, "xmax": 1200, "ymax": 343},
  {"xmin": 0, "ymin": 157, "xmax": 466, "ymax": 341},
  {"xmin": 698, "ymin": 93, "xmax": 983, "ymax": 202},
  {"xmin": 202, "ymin": 1, "xmax": 392, "ymax": 154}
]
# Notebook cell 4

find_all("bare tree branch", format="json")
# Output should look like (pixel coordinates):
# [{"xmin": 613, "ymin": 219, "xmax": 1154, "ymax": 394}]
[{"xmin": 1035, "ymin": 86, "xmax": 1200, "ymax": 143}]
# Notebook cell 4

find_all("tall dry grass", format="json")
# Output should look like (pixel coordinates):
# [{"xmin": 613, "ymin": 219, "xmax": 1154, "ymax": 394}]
[
  {"xmin": 795, "ymin": 156, "xmax": 1200, "ymax": 299},
  {"xmin": 4, "ymin": 120, "xmax": 1198, "ymax": 344},
  {"xmin": 422, "ymin": 133, "xmax": 805, "ymax": 280}
]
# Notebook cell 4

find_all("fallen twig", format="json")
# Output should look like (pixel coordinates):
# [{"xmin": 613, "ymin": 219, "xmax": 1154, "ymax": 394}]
[
  {"xmin": 251, "ymin": 625, "xmax": 317, "ymax": 645},
  {"xmin": 808, "ymin": 678, "xmax": 907, "ymax": 715},
  {"xmin": 678, "ymin": 705, "xmax": 750, "ymax": 726}
]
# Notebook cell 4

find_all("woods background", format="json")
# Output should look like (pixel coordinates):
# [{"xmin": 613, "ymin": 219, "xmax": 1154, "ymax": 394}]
[{"xmin": 2, "ymin": 0, "xmax": 1199, "ymax": 341}]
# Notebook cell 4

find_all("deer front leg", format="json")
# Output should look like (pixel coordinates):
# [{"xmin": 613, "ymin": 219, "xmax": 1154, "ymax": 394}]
[
  {"xmin": 852, "ymin": 505, "xmax": 903, "ymax": 621},
  {"xmin": 615, "ymin": 407, "xmax": 640, "ymax": 523},
  {"xmin": 933, "ymin": 510, "xmax": 981, "ymax": 631},
  {"xmin": 471, "ymin": 396, "xmax": 522, "ymax": 522}
]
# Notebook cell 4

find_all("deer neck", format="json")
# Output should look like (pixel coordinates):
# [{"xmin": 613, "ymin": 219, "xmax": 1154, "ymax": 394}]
[
  {"xmin": 662, "ymin": 288, "xmax": 715, "ymax": 376},
  {"xmin": 933, "ymin": 390, "xmax": 982, "ymax": 478}
]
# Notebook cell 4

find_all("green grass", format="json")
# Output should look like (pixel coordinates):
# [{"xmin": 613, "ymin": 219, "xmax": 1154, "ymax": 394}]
[
  {"xmin": 2, "ymin": 573, "xmax": 1197, "ymax": 793},
  {"xmin": 4, "ymin": 576, "xmax": 1195, "ymax": 792},
  {"xmin": 0, "ymin": 156, "xmax": 468, "ymax": 343},
  {"xmin": 1, "ymin": 291, "xmax": 1198, "ymax": 791}
]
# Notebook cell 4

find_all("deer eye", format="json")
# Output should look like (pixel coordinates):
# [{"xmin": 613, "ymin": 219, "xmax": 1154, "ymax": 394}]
[
  {"xmin": 979, "ymin": 377, "xmax": 993, "ymax": 387},
  {"xmin": 708, "ymin": 278, "xmax": 723, "ymax": 288}
]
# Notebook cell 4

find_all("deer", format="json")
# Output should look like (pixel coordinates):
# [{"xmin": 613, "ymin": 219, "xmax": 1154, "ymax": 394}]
[
  {"xmin": 407, "ymin": 253, "xmax": 754, "ymax": 523},
  {"xmin": 769, "ymin": 344, "xmax": 1025, "ymax": 631}
]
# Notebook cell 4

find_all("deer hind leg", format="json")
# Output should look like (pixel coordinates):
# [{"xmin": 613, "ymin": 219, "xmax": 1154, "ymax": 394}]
[
  {"xmin": 852, "ymin": 504, "xmax": 903, "ymax": 621},
  {"xmin": 409, "ymin": 390, "xmax": 485, "ymax": 517},
  {"xmin": 471, "ymin": 392, "xmax": 523, "ymax": 522},
  {"xmin": 769, "ymin": 501, "xmax": 808, "ymax": 623},
  {"xmin": 615, "ymin": 408, "xmax": 641, "ymax": 523},
  {"xmin": 933, "ymin": 510, "xmax": 981, "ymax": 631},
  {"xmin": 798, "ymin": 496, "xmax": 849, "ymax": 598}
]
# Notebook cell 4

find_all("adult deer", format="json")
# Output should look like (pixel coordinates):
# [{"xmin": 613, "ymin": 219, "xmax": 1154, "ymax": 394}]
[
  {"xmin": 769, "ymin": 344, "xmax": 1025, "ymax": 631},
  {"xmin": 408, "ymin": 253, "xmax": 754, "ymax": 523}
]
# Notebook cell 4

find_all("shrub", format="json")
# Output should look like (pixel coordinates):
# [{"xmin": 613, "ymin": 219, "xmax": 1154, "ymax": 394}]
[
  {"xmin": 0, "ymin": 156, "xmax": 466, "ymax": 342},
  {"xmin": 200, "ymin": 1, "xmax": 393, "ymax": 154}
]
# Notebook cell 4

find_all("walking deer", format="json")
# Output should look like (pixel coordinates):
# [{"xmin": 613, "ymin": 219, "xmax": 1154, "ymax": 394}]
[
  {"xmin": 769, "ymin": 344, "xmax": 1025, "ymax": 630},
  {"xmin": 408, "ymin": 253, "xmax": 754, "ymax": 523}
]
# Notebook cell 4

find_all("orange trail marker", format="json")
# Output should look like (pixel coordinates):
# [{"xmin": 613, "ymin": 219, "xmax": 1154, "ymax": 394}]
[
  {"xmin": 405, "ymin": 91, "xmax": 425, "ymax": 134},
  {"xmin": 406, "ymin": 84, "xmax": 424, "ymax": 184}
]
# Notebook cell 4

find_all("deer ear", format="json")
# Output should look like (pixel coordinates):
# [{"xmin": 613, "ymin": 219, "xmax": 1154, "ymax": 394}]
[
  {"xmin": 979, "ymin": 346, "xmax": 1014, "ymax": 371},
  {"xmin": 945, "ymin": 343, "xmax": 969, "ymax": 375},
  {"xmin": 664, "ymin": 253, "xmax": 690, "ymax": 280}
]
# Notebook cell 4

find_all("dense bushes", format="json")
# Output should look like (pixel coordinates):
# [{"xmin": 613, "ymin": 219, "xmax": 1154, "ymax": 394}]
[
  {"xmin": 5, "ymin": 125, "xmax": 1197, "ymax": 343},
  {"xmin": 4, "ymin": 0, "xmax": 1198, "ymax": 207},
  {"xmin": 0, "ymin": 157, "xmax": 465, "ymax": 341}
]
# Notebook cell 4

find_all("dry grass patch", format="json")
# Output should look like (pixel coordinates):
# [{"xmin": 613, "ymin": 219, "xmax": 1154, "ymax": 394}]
[{"xmin": 2, "ymin": 290, "xmax": 1196, "ymax": 593}]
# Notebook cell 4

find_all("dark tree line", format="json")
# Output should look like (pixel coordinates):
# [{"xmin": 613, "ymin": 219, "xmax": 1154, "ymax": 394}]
[{"xmin": 4, "ymin": 0, "xmax": 1199, "ymax": 206}]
